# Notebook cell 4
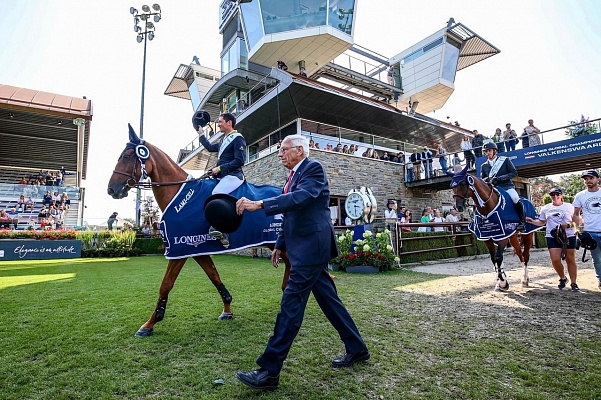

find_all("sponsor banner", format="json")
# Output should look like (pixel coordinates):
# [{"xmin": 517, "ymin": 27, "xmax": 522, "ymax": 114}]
[
  {"xmin": 0, "ymin": 239, "xmax": 82, "ymax": 261},
  {"xmin": 476, "ymin": 134, "xmax": 601, "ymax": 175}
]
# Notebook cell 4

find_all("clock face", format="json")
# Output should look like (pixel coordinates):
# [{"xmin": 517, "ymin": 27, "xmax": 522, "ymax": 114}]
[{"xmin": 345, "ymin": 192, "xmax": 365, "ymax": 220}]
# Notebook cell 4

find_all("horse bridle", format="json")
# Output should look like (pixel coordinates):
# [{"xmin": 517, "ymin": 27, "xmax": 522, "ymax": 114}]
[
  {"xmin": 452, "ymin": 177, "xmax": 495, "ymax": 208},
  {"xmin": 112, "ymin": 142, "xmax": 212, "ymax": 188}
]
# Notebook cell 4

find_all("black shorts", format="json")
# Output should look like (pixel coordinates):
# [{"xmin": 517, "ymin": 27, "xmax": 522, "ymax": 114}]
[{"xmin": 546, "ymin": 236, "xmax": 577, "ymax": 249}]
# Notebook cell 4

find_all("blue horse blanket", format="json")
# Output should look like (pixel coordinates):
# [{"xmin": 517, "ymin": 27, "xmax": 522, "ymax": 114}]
[
  {"xmin": 159, "ymin": 179, "xmax": 282, "ymax": 259},
  {"xmin": 468, "ymin": 188, "xmax": 543, "ymax": 241}
]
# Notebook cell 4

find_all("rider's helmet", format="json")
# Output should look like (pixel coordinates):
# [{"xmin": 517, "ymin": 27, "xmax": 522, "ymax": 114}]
[
  {"xmin": 482, "ymin": 141, "xmax": 498, "ymax": 151},
  {"xmin": 192, "ymin": 110, "xmax": 211, "ymax": 131}
]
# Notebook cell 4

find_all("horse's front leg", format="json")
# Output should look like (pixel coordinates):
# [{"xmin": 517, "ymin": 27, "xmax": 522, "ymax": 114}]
[
  {"xmin": 266, "ymin": 243, "xmax": 291, "ymax": 292},
  {"xmin": 193, "ymin": 255, "xmax": 233, "ymax": 321},
  {"xmin": 494, "ymin": 239, "xmax": 509, "ymax": 291},
  {"xmin": 510, "ymin": 233, "xmax": 529, "ymax": 287},
  {"xmin": 135, "ymin": 258, "xmax": 187, "ymax": 337}
]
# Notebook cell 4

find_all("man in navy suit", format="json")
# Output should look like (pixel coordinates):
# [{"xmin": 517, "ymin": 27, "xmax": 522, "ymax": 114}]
[
  {"xmin": 480, "ymin": 141, "xmax": 526, "ymax": 231},
  {"xmin": 235, "ymin": 134, "xmax": 369, "ymax": 391}
]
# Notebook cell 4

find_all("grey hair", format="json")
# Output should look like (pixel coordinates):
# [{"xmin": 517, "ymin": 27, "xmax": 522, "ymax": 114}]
[{"xmin": 286, "ymin": 134, "xmax": 310, "ymax": 157}]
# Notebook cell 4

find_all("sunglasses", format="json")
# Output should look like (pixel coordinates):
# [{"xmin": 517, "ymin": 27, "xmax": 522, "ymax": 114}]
[{"xmin": 550, "ymin": 193, "xmax": 562, "ymax": 197}]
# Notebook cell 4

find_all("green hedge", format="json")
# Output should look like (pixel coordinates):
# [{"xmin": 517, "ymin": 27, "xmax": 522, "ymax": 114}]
[{"xmin": 133, "ymin": 237, "xmax": 165, "ymax": 255}]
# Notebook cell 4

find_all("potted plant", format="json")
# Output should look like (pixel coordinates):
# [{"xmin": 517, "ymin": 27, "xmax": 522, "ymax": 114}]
[{"xmin": 337, "ymin": 229, "xmax": 399, "ymax": 273}]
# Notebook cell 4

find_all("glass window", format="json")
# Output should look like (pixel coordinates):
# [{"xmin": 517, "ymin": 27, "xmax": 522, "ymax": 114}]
[
  {"xmin": 441, "ymin": 42, "xmax": 460, "ymax": 82},
  {"xmin": 328, "ymin": 0, "xmax": 355, "ymax": 34},
  {"xmin": 240, "ymin": 0, "xmax": 264, "ymax": 50},
  {"xmin": 402, "ymin": 37, "xmax": 444, "ymax": 65},
  {"xmin": 189, "ymin": 85, "xmax": 202, "ymax": 112},
  {"xmin": 261, "ymin": 0, "xmax": 326, "ymax": 34}
]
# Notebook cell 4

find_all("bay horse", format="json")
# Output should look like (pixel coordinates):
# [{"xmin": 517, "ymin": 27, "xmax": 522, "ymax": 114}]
[
  {"xmin": 451, "ymin": 169, "xmax": 535, "ymax": 291},
  {"xmin": 107, "ymin": 125, "xmax": 291, "ymax": 337}
]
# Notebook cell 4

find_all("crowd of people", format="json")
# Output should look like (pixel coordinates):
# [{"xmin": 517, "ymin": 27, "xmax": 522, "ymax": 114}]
[{"xmin": 382, "ymin": 201, "xmax": 469, "ymax": 233}]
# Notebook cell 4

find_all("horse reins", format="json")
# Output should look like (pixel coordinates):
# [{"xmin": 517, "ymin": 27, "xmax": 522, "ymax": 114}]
[{"xmin": 112, "ymin": 145, "xmax": 215, "ymax": 188}]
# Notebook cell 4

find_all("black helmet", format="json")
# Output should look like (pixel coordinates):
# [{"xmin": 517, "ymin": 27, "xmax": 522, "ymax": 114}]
[
  {"xmin": 483, "ymin": 141, "xmax": 498, "ymax": 150},
  {"xmin": 192, "ymin": 110, "xmax": 211, "ymax": 131},
  {"xmin": 578, "ymin": 231, "xmax": 597, "ymax": 251}
]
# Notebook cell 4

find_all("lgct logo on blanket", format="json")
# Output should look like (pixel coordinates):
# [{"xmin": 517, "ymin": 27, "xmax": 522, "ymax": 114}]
[
  {"xmin": 174, "ymin": 188, "xmax": 195, "ymax": 213},
  {"xmin": 174, "ymin": 234, "xmax": 214, "ymax": 247}
]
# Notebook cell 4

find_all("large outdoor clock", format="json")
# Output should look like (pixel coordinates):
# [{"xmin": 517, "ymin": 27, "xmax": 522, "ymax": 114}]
[{"xmin": 345, "ymin": 187, "xmax": 377, "ymax": 223}]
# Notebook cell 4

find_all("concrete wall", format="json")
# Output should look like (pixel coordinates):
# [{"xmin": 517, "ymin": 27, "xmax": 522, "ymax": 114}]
[{"xmin": 244, "ymin": 148, "xmax": 454, "ymax": 218}]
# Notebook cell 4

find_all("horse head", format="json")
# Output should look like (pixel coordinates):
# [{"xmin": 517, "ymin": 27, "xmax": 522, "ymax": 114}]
[
  {"xmin": 450, "ymin": 165, "xmax": 472, "ymax": 212},
  {"xmin": 107, "ymin": 124, "xmax": 149, "ymax": 199}
]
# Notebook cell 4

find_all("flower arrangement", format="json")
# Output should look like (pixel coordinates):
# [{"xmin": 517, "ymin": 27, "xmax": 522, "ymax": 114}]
[{"xmin": 336, "ymin": 229, "xmax": 399, "ymax": 271}]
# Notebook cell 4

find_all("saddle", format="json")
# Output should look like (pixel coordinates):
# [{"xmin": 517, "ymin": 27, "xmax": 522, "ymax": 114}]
[{"xmin": 550, "ymin": 225, "xmax": 568, "ymax": 260}]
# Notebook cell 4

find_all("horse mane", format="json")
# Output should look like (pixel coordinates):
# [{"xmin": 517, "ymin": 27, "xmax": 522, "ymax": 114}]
[{"xmin": 143, "ymin": 141, "xmax": 189, "ymax": 212}]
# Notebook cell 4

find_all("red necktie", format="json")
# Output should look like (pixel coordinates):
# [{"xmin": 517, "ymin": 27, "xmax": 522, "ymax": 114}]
[{"xmin": 283, "ymin": 170, "xmax": 294, "ymax": 193}]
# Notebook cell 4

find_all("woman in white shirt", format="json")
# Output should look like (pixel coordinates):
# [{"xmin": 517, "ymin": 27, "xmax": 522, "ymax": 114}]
[
  {"xmin": 432, "ymin": 209, "xmax": 444, "ymax": 232},
  {"xmin": 526, "ymin": 187, "xmax": 579, "ymax": 291}
]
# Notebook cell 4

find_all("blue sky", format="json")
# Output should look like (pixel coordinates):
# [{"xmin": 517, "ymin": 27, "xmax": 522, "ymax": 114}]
[{"xmin": 1, "ymin": 0, "xmax": 600, "ymax": 223}]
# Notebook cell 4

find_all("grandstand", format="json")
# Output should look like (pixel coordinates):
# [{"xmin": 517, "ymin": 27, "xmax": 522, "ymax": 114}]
[{"xmin": 0, "ymin": 85, "xmax": 92, "ymax": 229}]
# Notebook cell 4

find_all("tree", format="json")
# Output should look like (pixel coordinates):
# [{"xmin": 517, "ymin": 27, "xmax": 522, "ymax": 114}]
[
  {"xmin": 558, "ymin": 174, "xmax": 585, "ymax": 198},
  {"xmin": 530, "ymin": 177, "xmax": 556, "ymax": 206}
]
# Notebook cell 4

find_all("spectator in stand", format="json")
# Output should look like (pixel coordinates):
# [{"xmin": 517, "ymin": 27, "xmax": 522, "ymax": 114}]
[
  {"xmin": 461, "ymin": 136, "xmax": 475, "ymax": 169},
  {"xmin": 472, "ymin": 130, "xmax": 485, "ymax": 159},
  {"xmin": 25, "ymin": 196, "xmax": 35, "ymax": 211},
  {"xmin": 432, "ymin": 209, "xmax": 444, "ymax": 232},
  {"xmin": 27, "ymin": 218, "xmax": 37, "ymax": 230},
  {"xmin": 0, "ymin": 209, "xmax": 10, "ymax": 227},
  {"xmin": 55, "ymin": 169, "xmax": 63, "ymax": 186},
  {"xmin": 384, "ymin": 200, "xmax": 398, "ymax": 231},
  {"xmin": 372, "ymin": 149, "xmax": 380, "ymax": 159},
  {"xmin": 422, "ymin": 146, "xmax": 434, "ymax": 178},
  {"xmin": 342, "ymin": 144, "xmax": 349, "ymax": 154},
  {"xmin": 387, "ymin": 65, "xmax": 394, "ymax": 85},
  {"xmin": 526, "ymin": 187, "xmax": 579, "ymax": 291},
  {"xmin": 47, "ymin": 173, "xmax": 56, "ymax": 187},
  {"xmin": 37, "ymin": 205, "xmax": 48, "ymax": 223},
  {"xmin": 60, "ymin": 193, "xmax": 70, "ymax": 210},
  {"xmin": 436, "ymin": 143, "xmax": 448, "ymax": 175},
  {"xmin": 314, "ymin": 143, "xmax": 320, "ymax": 149},
  {"xmin": 16, "ymin": 194, "xmax": 26, "ymax": 213},
  {"xmin": 107, "ymin": 212, "xmax": 119, "ymax": 231},
  {"xmin": 52, "ymin": 191, "xmax": 60, "ymax": 202},
  {"xmin": 334, "ymin": 143, "xmax": 343, "ymax": 152},
  {"xmin": 452, "ymin": 153, "xmax": 463, "ymax": 173},
  {"xmin": 380, "ymin": 151, "xmax": 390, "ymax": 161},
  {"xmin": 445, "ymin": 208, "xmax": 459, "ymax": 223},
  {"xmin": 60, "ymin": 166, "xmax": 66, "ymax": 179},
  {"xmin": 49, "ymin": 205, "xmax": 59, "ymax": 220},
  {"xmin": 503, "ymin": 123, "xmax": 517, "ymax": 151},
  {"xmin": 391, "ymin": 152, "xmax": 402, "ymax": 163},
  {"xmin": 7, "ymin": 207, "xmax": 19, "ymax": 219},
  {"xmin": 493, "ymin": 128, "xmax": 505, "ymax": 153},
  {"xmin": 309, "ymin": 139, "xmax": 316, "ymax": 149},
  {"xmin": 141, "ymin": 223, "xmax": 152, "ymax": 237},
  {"xmin": 43, "ymin": 191, "xmax": 52, "ymax": 205},
  {"xmin": 410, "ymin": 148, "xmax": 422, "ymax": 180},
  {"xmin": 524, "ymin": 119, "xmax": 541, "ymax": 147},
  {"xmin": 418, "ymin": 208, "xmax": 432, "ymax": 232},
  {"xmin": 325, "ymin": 144, "xmax": 334, "ymax": 151},
  {"xmin": 347, "ymin": 144, "xmax": 356, "ymax": 155},
  {"xmin": 400, "ymin": 209, "xmax": 412, "ymax": 233},
  {"xmin": 18, "ymin": 177, "xmax": 27, "ymax": 184}
]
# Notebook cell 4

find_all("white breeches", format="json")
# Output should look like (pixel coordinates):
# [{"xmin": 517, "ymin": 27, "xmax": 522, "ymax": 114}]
[
  {"xmin": 212, "ymin": 175, "xmax": 244, "ymax": 195},
  {"xmin": 504, "ymin": 188, "xmax": 520, "ymax": 203}
]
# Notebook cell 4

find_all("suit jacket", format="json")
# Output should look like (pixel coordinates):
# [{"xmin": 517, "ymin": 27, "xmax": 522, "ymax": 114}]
[
  {"xmin": 263, "ymin": 158, "xmax": 338, "ymax": 267},
  {"xmin": 480, "ymin": 156, "xmax": 517, "ymax": 190},
  {"xmin": 199, "ymin": 132, "xmax": 246, "ymax": 180}
]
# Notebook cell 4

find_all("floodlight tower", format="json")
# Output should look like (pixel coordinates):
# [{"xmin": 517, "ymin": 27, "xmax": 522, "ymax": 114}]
[{"xmin": 130, "ymin": 4, "xmax": 161, "ymax": 226}]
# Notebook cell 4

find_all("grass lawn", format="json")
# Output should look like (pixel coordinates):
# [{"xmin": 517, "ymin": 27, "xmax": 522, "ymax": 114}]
[{"xmin": 1, "ymin": 255, "xmax": 600, "ymax": 399}]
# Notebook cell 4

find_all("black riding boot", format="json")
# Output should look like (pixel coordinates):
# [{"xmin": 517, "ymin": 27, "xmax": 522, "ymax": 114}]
[{"xmin": 514, "ymin": 200, "xmax": 526, "ymax": 232}]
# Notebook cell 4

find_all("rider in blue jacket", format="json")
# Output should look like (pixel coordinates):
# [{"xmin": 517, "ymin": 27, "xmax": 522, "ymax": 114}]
[{"xmin": 480, "ymin": 141, "xmax": 526, "ymax": 231}]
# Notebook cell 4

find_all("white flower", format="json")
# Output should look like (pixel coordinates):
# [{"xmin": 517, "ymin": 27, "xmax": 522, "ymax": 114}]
[
  {"xmin": 363, "ymin": 244, "xmax": 371, "ymax": 252},
  {"xmin": 338, "ymin": 236, "xmax": 345, "ymax": 243},
  {"xmin": 363, "ymin": 230, "xmax": 372, "ymax": 238},
  {"xmin": 355, "ymin": 239, "xmax": 364, "ymax": 246},
  {"xmin": 394, "ymin": 256, "xmax": 400, "ymax": 262},
  {"xmin": 376, "ymin": 232, "xmax": 382, "ymax": 238},
  {"xmin": 384, "ymin": 229, "xmax": 390, "ymax": 234},
  {"xmin": 387, "ymin": 245, "xmax": 393, "ymax": 251}
]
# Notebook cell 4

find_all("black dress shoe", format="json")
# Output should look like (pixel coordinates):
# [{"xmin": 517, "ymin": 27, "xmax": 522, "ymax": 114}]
[
  {"xmin": 235, "ymin": 369, "xmax": 279, "ymax": 391},
  {"xmin": 332, "ymin": 349, "xmax": 370, "ymax": 368}
]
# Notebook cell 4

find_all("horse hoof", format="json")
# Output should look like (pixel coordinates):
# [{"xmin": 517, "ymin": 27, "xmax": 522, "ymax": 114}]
[
  {"xmin": 135, "ymin": 327, "xmax": 154, "ymax": 337},
  {"xmin": 495, "ymin": 281, "xmax": 510, "ymax": 291},
  {"xmin": 521, "ymin": 278, "xmax": 530, "ymax": 287},
  {"xmin": 218, "ymin": 312, "xmax": 233, "ymax": 321}
]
